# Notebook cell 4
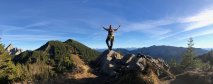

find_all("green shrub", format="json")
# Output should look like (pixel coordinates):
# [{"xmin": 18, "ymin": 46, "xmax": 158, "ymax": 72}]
[{"xmin": 0, "ymin": 42, "xmax": 23, "ymax": 82}]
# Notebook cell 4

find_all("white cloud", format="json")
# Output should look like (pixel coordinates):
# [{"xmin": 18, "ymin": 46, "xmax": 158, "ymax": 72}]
[
  {"xmin": 181, "ymin": 7, "xmax": 213, "ymax": 31},
  {"xmin": 119, "ymin": 7, "xmax": 213, "ymax": 40},
  {"xmin": 158, "ymin": 7, "xmax": 213, "ymax": 40}
]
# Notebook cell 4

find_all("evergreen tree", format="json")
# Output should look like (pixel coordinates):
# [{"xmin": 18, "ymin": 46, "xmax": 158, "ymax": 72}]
[
  {"xmin": 181, "ymin": 38, "xmax": 196, "ymax": 69},
  {"xmin": 181, "ymin": 38, "xmax": 206, "ymax": 69},
  {"xmin": 0, "ymin": 41, "xmax": 23, "ymax": 82}
]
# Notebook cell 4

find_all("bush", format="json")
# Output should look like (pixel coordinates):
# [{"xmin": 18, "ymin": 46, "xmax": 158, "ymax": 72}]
[
  {"xmin": 21, "ymin": 61, "xmax": 56, "ymax": 83},
  {"xmin": 192, "ymin": 59, "xmax": 209, "ymax": 70}
]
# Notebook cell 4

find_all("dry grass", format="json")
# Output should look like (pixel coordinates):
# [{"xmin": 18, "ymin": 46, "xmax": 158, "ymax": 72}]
[
  {"xmin": 139, "ymin": 69, "xmax": 160, "ymax": 84},
  {"xmin": 12, "ymin": 61, "xmax": 56, "ymax": 84},
  {"xmin": 66, "ymin": 54, "xmax": 97, "ymax": 79}
]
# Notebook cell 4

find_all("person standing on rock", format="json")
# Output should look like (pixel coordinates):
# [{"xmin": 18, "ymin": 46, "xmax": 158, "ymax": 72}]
[{"xmin": 103, "ymin": 25, "xmax": 120, "ymax": 50}]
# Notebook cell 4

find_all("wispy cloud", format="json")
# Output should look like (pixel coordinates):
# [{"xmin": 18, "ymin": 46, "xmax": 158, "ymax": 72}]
[
  {"xmin": 24, "ymin": 21, "xmax": 50, "ymax": 28},
  {"xmin": 178, "ymin": 28, "xmax": 213, "ymax": 40},
  {"xmin": 157, "ymin": 6, "xmax": 213, "ymax": 40},
  {"xmin": 181, "ymin": 7, "xmax": 213, "ymax": 31},
  {"xmin": 0, "ymin": 25, "xmax": 23, "ymax": 35},
  {"xmin": 103, "ymin": 6, "xmax": 213, "ymax": 41},
  {"xmin": 0, "ymin": 20, "xmax": 89, "ymax": 41},
  {"xmin": 121, "ymin": 19, "xmax": 174, "ymax": 36},
  {"xmin": 2, "ymin": 34, "xmax": 69, "ymax": 41},
  {"xmin": 0, "ymin": 23, "xmax": 67, "ymax": 41},
  {"xmin": 0, "ymin": 21, "xmax": 50, "ymax": 34}
]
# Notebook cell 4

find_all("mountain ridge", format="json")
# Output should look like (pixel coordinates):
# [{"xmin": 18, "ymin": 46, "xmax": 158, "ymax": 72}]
[
  {"xmin": 13, "ymin": 39, "xmax": 100, "ymax": 73},
  {"xmin": 198, "ymin": 50, "xmax": 213, "ymax": 65}
]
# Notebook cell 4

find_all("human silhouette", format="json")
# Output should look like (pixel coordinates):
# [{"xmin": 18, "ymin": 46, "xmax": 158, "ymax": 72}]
[{"xmin": 103, "ymin": 25, "xmax": 120, "ymax": 50}]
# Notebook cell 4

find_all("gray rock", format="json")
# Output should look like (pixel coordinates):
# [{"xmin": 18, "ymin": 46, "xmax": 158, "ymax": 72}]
[
  {"xmin": 94, "ymin": 50, "xmax": 123, "ymax": 76},
  {"xmin": 5, "ymin": 44, "xmax": 22, "ymax": 55},
  {"xmin": 94, "ymin": 50, "xmax": 175, "ymax": 79}
]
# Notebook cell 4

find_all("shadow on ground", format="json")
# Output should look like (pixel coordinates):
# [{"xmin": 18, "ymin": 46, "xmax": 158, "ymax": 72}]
[{"xmin": 170, "ymin": 72, "xmax": 213, "ymax": 84}]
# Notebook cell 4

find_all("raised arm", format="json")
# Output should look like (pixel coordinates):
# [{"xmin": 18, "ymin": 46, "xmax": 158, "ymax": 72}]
[
  {"xmin": 103, "ymin": 26, "xmax": 108, "ymax": 31},
  {"xmin": 114, "ymin": 25, "xmax": 120, "ymax": 31},
  {"xmin": 103, "ymin": 27, "xmax": 108, "ymax": 30}
]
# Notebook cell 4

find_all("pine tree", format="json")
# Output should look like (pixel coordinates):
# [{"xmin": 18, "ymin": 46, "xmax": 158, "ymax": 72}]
[
  {"xmin": 0, "ymin": 40, "xmax": 23, "ymax": 82},
  {"xmin": 181, "ymin": 38, "xmax": 206, "ymax": 69},
  {"xmin": 180, "ymin": 38, "xmax": 196, "ymax": 69}
]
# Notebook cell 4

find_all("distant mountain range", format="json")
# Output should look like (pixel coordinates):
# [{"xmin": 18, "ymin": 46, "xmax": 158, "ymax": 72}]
[
  {"xmin": 202, "ymin": 48, "xmax": 213, "ymax": 51},
  {"xmin": 95, "ymin": 47, "xmax": 137, "ymax": 52},
  {"xmin": 132, "ymin": 45, "xmax": 208, "ymax": 61},
  {"xmin": 96, "ymin": 45, "xmax": 209, "ymax": 62}
]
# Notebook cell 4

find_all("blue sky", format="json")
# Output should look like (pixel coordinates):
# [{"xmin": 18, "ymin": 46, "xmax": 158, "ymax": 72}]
[{"xmin": 0, "ymin": 0, "xmax": 213, "ymax": 50}]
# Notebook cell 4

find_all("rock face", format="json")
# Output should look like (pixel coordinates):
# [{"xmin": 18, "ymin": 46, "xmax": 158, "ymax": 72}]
[
  {"xmin": 93, "ymin": 50, "xmax": 175, "ymax": 83},
  {"xmin": 5, "ymin": 44, "xmax": 22, "ymax": 55}
]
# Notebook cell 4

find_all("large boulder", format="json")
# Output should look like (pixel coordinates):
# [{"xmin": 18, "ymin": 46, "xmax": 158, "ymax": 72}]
[{"xmin": 94, "ymin": 50, "xmax": 123, "ymax": 76}]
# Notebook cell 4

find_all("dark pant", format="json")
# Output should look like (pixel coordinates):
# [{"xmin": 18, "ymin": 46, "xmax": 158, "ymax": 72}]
[{"xmin": 106, "ymin": 36, "xmax": 114, "ymax": 50}]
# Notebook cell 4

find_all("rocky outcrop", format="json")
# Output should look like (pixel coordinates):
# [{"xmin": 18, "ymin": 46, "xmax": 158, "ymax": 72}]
[
  {"xmin": 93, "ymin": 50, "xmax": 175, "ymax": 83},
  {"xmin": 94, "ymin": 50, "xmax": 123, "ymax": 76},
  {"xmin": 5, "ymin": 44, "xmax": 22, "ymax": 55}
]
